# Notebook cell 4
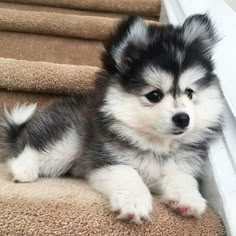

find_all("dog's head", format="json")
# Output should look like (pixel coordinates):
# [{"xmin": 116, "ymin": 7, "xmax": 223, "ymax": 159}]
[{"xmin": 101, "ymin": 15, "xmax": 224, "ymax": 141}]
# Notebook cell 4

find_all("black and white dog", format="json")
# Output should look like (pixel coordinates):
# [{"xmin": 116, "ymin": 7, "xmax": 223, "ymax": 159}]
[{"xmin": 0, "ymin": 15, "xmax": 224, "ymax": 223}]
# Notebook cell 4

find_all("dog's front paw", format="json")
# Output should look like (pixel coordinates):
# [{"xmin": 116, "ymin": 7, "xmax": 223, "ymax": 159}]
[
  {"xmin": 8, "ymin": 157, "xmax": 39, "ymax": 183},
  {"xmin": 110, "ymin": 188, "xmax": 152, "ymax": 224},
  {"xmin": 161, "ymin": 188, "xmax": 206, "ymax": 218}
]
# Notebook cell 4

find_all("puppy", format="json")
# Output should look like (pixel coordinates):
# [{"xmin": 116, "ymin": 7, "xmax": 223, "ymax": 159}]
[{"xmin": 0, "ymin": 15, "xmax": 224, "ymax": 223}]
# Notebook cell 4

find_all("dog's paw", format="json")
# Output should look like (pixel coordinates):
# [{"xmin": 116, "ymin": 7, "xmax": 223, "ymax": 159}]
[
  {"xmin": 161, "ymin": 189, "xmax": 206, "ymax": 218},
  {"xmin": 12, "ymin": 166, "xmax": 38, "ymax": 183},
  {"xmin": 110, "ymin": 188, "xmax": 153, "ymax": 224},
  {"xmin": 8, "ymin": 158, "xmax": 39, "ymax": 183}
]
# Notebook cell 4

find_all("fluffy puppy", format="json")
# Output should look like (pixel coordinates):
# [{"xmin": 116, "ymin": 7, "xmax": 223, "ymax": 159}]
[{"xmin": 0, "ymin": 15, "xmax": 224, "ymax": 223}]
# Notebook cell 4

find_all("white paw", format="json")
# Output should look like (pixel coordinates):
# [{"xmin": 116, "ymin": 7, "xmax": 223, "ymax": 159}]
[
  {"xmin": 161, "ymin": 188, "xmax": 206, "ymax": 218},
  {"xmin": 12, "ymin": 168, "xmax": 38, "ymax": 183},
  {"xmin": 110, "ymin": 188, "xmax": 153, "ymax": 224},
  {"xmin": 8, "ymin": 156, "xmax": 39, "ymax": 183}
]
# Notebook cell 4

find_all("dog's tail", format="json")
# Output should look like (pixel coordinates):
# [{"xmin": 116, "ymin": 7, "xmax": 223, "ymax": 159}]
[{"xmin": 0, "ymin": 104, "xmax": 37, "ymax": 160}]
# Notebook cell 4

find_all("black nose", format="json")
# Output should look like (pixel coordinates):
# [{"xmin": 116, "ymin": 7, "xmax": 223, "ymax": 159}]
[{"xmin": 172, "ymin": 113, "xmax": 190, "ymax": 128}]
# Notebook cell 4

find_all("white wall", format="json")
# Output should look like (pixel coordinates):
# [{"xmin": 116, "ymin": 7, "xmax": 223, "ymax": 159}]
[{"xmin": 225, "ymin": 0, "xmax": 236, "ymax": 11}]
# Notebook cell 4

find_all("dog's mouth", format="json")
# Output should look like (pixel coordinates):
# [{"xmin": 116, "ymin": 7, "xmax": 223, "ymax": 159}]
[{"xmin": 171, "ymin": 130, "xmax": 185, "ymax": 135}]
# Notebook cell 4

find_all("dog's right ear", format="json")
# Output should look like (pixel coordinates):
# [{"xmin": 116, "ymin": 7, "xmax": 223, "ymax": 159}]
[
  {"xmin": 182, "ymin": 14, "xmax": 219, "ymax": 57},
  {"xmin": 102, "ymin": 16, "xmax": 148, "ymax": 75}
]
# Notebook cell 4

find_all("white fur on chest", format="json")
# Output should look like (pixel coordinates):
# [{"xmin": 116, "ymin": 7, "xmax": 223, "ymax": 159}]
[
  {"xmin": 124, "ymin": 151, "xmax": 162, "ymax": 186},
  {"xmin": 105, "ymin": 142, "xmax": 177, "ymax": 186}
]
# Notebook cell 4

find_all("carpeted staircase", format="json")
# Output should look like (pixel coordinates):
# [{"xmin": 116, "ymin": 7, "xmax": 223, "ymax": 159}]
[
  {"xmin": 0, "ymin": 0, "xmax": 160, "ymax": 110},
  {"xmin": 0, "ymin": 1, "xmax": 225, "ymax": 235}
]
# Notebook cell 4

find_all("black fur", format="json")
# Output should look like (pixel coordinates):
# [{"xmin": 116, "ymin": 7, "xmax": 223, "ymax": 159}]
[
  {"xmin": 0, "ymin": 15, "xmax": 223, "ymax": 181},
  {"xmin": 102, "ymin": 14, "xmax": 219, "ymax": 97}
]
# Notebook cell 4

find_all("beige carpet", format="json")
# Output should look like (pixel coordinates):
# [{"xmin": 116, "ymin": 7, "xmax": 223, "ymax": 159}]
[
  {"xmin": 0, "ymin": 58, "xmax": 98, "ymax": 95},
  {"xmin": 0, "ymin": 163, "xmax": 224, "ymax": 236},
  {"xmin": 0, "ymin": 1, "xmax": 225, "ymax": 235},
  {"xmin": 0, "ymin": 0, "xmax": 161, "ymax": 18}
]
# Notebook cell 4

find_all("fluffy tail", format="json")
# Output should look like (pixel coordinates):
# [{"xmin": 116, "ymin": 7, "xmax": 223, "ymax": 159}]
[{"xmin": 0, "ymin": 103, "xmax": 37, "ymax": 160}]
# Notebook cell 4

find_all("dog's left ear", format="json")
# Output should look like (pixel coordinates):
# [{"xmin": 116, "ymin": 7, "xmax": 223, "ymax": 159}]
[
  {"xmin": 182, "ymin": 14, "xmax": 218, "ymax": 55},
  {"xmin": 102, "ymin": 16, "xmax": 148, "ymax": 74}
]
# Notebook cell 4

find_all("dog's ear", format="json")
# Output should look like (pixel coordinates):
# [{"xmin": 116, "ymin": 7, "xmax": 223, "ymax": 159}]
[
  {"xmin": 182, "ymin": 14, "xmax": 219, "ymax": 56},
  {"xmin": 102, "ymin": 16, "xmax": 148, "ymax": 74}
]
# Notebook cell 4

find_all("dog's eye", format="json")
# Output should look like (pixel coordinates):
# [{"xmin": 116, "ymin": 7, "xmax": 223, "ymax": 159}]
[
  {"xmin": 145, "ymin": 89, "xmax": 163, "ymax": 103},
  {"xmin": 185, "ymin": 88, "xmax": 194, "ymax": 99}
]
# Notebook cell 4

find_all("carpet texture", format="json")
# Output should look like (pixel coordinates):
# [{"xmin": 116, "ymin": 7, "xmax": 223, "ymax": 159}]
[
  {"xmin": 0, "ymin": 58, "xmax": 98, "ymax": 95},
  {"xmin": 0, "ymin": 2, "xmax": 127, "ymax": 18},
  {"xmin": 0, "ymin": 163, "xmax": 224, "ymax": 236},
  {"xmin": 0, "ymin": 9, "xmax": 118, "ymax": 40},
  {"xmin": 0, "ymin": 32, "xmax": 103, "ymax": 66},
  {"xmin": 0, "ymin": 90, "xmax": 59, "ymax": 111},
  {"xmin": 0, "ymin": 1, "xmax": 225, "ymax": 235},
  {"xmin": 0, "ymin": 0, "xmax": 161, "ymax": 17}
]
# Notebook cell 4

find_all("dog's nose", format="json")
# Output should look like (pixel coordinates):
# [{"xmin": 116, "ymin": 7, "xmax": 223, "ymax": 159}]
[{"xmin": 172, "ymin": 113, "xmax": 190, "ymax": 129}]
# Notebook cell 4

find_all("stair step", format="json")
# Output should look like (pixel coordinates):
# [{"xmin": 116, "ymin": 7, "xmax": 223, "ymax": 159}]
[
  {"xmin": 0, "ymin": 2, "xmax": 127, "ymax": 19},
  {"xmin": 0, "ymin": 89, "xmax": 59, "ymax": 111},
  {"xmin": 0, "ymin": 58, "xmax": 99, "ymax": 95},
  {"xmin": 0, "ymin": 0, "xmax": 161, "ymax": 17},
  {"xmin": 0, "ymin": 32, "xmax": 103, "ymax": 66},
  {"xmin": 0, "ymin": 8, "xmax": 118, "ymax": 40}
]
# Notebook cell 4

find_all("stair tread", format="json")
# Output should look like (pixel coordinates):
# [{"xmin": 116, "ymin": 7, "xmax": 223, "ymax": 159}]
[
  {"xmin": 0, "ymin": 2, "xmax": 127, "ymax": 19},
  {"xmin": 0, "ymin": 32, "xmax": 103, "ymax": 67},
  {"xmin": 0, "ymin": 0, "xmax": 161, "ymax": 17},
  {"xmin": 0, "ymin": 8, "xmax": 119, "ymax": 40},
  {"xmin": 0, "ymin": 58, "xmax": 99, "ymax": 95},
  {"xmin": 0, "ymin": 161, "xmax": 225, "ymax": 236}
]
